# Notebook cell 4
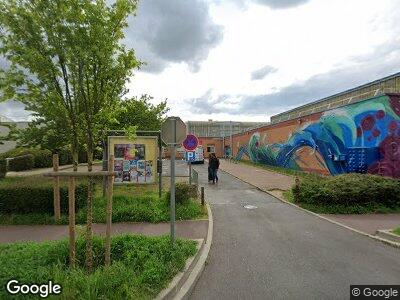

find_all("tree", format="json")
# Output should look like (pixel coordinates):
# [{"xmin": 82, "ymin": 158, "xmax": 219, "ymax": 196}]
[
  {"xmin": 114, "ymin": 94, "xmax": 169, "ymax": 131},
  {"xmin": 0, "ymin": 0, "xmax": 140, "ymax": 271}
]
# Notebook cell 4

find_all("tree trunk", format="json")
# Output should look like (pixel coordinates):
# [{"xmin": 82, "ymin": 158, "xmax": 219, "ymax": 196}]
[
  {"xmin": 71, "ymin": 127, "xmax": 79, "ymax": 172},
  {"xmin": 85, "ymin": 129, "xmax": 94, "ymax": 272}
]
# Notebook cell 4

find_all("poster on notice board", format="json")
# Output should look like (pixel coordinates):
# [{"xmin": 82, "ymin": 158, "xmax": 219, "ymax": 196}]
[{"xmin": 113, "ymin": 144, "xmax": 153, "ymax": 183}]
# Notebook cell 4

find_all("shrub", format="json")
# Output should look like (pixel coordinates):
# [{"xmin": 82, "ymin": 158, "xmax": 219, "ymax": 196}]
[
  {"xmin": 165, "ymin": 182, "xmax": 198, "ymax": 205},
  {"xmin": 0, "ymin": 235, "xmax": 196, "ymax": 299},
  {"xmin": 58, "ymin": 148, "xmax": 73, "ymax": 165},
  {"xmin": 293, "ymin": 173, "xmax": 400, "ymax": 208},
  {"xmin": 8, "ymin": 154, "xmax": 34, "ymax": 171},
  {"xmin": 0, "ymin": 177, "xmax": 88, "ymax": 214},
  {"xmin": 32, "ymin": 149, "xmax": 52, "ymax": 168},
  {"xmin": 0, "ymin": 159, "xmax": 6, "ymax": 179},
  {"xmin": 0, "ymin": 148, "xmax": 53, "ymax": 169}
]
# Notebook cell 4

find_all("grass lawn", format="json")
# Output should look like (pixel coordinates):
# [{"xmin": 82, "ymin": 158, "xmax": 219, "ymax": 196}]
[
  {"xmin": 393, "ymin": 227, "xmax": 400, "ymax": 236},
  {"xmin": 0, "ymin": 234, "xmax": 197, "ymax": 299},
  {"xmin": 0, "ymin": 180, "xmax": 207, "ymax": 225}
]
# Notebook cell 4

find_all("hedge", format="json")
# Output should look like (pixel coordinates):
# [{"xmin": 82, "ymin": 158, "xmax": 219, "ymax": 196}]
[
  {"xmin": 165, "ymin": 182, "xmax": 198, "ymax": 205},
  {"xmin": 0, "ymin": 177, "xmax": 88, "ymax": 214},
  {"xmin": 0, "ymin": 148, "xmax": 52, "ymax": 169},
  {"xmin": 8, "ymin": 154, "xmax": 35, "ymax": 171},
  {"xmin": 293, "ymin": 173, "xmax": 400, "ymax": 207},
  {"xmin": 0, "ymin": 159, "xmax": 6, "ymax": 179}
]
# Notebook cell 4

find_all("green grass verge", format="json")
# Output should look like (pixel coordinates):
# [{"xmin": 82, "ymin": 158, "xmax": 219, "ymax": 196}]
[
  {"xmin": 237, "ymin": 159, "xmax": 308, "ymax": 178},
  {"xmin": 0, "ymin": 234, "xmax": 196, "ymax": 299},
  {"xmin": 393, "ymin": 227, "xmax": 400, "ymax": 236},
  {"xmin": 0, "ymin": 194, "xmax": 206, "ymax": 225},
  {"xmin": 0, "ymin": 183, "xmax": 207, "ymax": 225}
]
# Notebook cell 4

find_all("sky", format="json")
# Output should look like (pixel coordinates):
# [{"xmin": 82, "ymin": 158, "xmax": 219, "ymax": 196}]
[{"xmin": 1, "ymin": 0, "xmax": 400, "ymax": 122}]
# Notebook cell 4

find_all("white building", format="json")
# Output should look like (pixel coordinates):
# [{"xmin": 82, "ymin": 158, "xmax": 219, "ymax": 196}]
[{"xmin": 0, "ymin": 116, "xmax": 29, "ymax": 153}]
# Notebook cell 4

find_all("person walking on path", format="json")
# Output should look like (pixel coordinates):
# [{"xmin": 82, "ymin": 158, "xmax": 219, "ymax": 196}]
[{"xmin": 209, "ymin": 153, "xmax": 220, "ymax": 184}]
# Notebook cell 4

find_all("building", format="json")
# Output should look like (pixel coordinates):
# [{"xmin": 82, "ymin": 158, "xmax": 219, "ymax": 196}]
[
  {"xmin": 222, "ymin": 72, "xmax": 400, "ymax": 178},
  {"xmin": 186, "ymin": 120, "xmax": 267, "ymax": 158},
  {"xmin": 0, "ymin": 116, "xmax": 29, "ymax": 153}
]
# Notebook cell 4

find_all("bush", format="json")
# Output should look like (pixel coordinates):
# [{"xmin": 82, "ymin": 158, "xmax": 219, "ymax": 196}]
[
  {"xmin": 0, "ymin": 159, "xmax": 6, "ymax": 179},
  {"xmin": 0, "ymin": 177, "xmax": 88, "ymax": 214},
  {"xmin": 8, "ymin": 154, "xmax": 34, "ymax": 171},
  {"xmin": 58, "ymin": 148, "xmax": 73, "ymax": 165},
  {"xmin": 293, "ymin": 173, "xmax": 400, "ymax": 208},
  {"xmin": 0, "ymin": 235, "xmax": 196, "ymax": 299},
  {"xmin": 0, "ymin": 148, "xmax": 53, "ymax": 169},
  {"xmin": 165, "ymin": 182, "xmax": 198, "ymax": 205},
  {"xmin": 32, "ymin": 149, "xmax": 52, "ymax": 168}
]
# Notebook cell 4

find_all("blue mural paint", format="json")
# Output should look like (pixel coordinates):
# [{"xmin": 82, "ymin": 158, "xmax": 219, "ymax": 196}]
[{"xmin": 236, "ymin": 94, "xmax": 400, "ymax": 178}]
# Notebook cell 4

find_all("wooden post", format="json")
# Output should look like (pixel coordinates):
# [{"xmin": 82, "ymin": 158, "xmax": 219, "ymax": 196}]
[
  {"xmin": 68, "ymin": 176, "xmax": 76, "ymax": 268},
  {"xmin": 293, "ymin": 176, "xmax": 300, "ymax": 202},
  {"xmin": 201, "ymin": 187, "xmax": 205, "ymax": 206},
  {"xmin": 53, "ymin": 154, "xmax": 61, "ymax": 221},
  {"xmin": 105, "ymin": 155, "xmax": 114, "ymax": 267}
]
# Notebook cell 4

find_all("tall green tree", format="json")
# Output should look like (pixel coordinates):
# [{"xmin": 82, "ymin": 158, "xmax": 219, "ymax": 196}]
[
  {"xmin": 114, "ymin": 94, "xmax": 169, "ymax": 131},
  {"xmin": 0, "ymin": 0, "xmax": 140, "ymax": 271}
]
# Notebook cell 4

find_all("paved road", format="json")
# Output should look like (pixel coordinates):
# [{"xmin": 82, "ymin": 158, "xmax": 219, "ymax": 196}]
[{"xmin": 190, "ymin": 164, "xmax": 400, "ymax": 300}]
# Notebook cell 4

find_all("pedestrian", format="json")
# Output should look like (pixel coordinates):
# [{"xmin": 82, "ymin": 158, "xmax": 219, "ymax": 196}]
[
  {"xmin": 209, "ymin": 153, "xmax": 219, "ymax": 184},
  {"xmin": 208, "ymin": 154, "xmax": 213, "ymax": 183}
]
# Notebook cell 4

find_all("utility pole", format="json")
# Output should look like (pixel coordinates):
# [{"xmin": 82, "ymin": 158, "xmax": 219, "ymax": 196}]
[{"xmin": 230, "ymin": 121, "xmax": 233, "ymax": 159}]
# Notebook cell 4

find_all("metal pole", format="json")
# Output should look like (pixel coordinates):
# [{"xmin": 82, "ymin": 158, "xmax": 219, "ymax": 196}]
[
  {"xmin": 189, "ymin": 161, "xmax": 192, "ymax": 185},
  {"xmin": 158, "ymin": 132, "xmax": 162, "ymax": 199},
  {"xmin": 170, "ymin": 118, "xmax": 176, "ymax": 244},
  {"xmin": 230, "ymin": 121, "xmax": 233, "ymax": 159}
]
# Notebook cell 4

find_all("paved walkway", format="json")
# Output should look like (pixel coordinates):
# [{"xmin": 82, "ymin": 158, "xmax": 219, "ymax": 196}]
[
  {"xmin": 6, "ymin": 163, "xmax": 102, "ymax": 177},
  {"xmin": 322, "ymin": 214, "xmax": 400, "ymax": 235},
  {"xmin": 218, "ymin": 160, "xmax": 400, "ymax": 234},
  {"xmin": 219, "ymin": 159, "xmax": 294, "ymax": 191},
  {"xmin": 0, "ymin": 220, "xmax": 208, "ymax": 244},
  {"xmin": 191, "ymin": 164, "xmax": 400, "ymax": 300}
]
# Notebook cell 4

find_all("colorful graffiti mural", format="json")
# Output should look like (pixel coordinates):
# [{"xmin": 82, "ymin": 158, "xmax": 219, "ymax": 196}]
[{"xmin": 236, "ymin": 94, "xmax": 400, "ymax": 178}]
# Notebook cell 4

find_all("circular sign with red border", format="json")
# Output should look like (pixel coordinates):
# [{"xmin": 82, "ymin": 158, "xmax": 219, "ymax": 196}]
[{"xmin": 182, "ymin": 134, "xmax": 199, "ymax": 151}]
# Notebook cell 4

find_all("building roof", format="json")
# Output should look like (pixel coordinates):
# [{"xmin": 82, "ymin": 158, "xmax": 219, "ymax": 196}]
[
  {"xmin": 0, "ymin": 115, "xmax": 15, "ymax": 123},
  {"xmin": 270, "ymin": 71, "xmax": 400, "ymax": 123}
]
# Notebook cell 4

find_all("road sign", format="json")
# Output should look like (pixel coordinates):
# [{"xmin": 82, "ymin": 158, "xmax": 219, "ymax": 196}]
[
  {"xmin": 182, "ymin": 134, "xmax": 199, "ymax": 151},
  {"xmin": 161, "ymin": 117, "xmax": 186, "ymax": 145},
  {"xmin": 185, "ymin": 151, "xmax": 196, "ymax": 162},
  {"xmin": 160, "ymin": 116, "xmax": 187, "ymax": 245}
]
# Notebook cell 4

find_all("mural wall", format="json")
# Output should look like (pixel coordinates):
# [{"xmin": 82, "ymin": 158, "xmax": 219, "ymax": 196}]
[{"xmin": 234, "ymin": 94, "xmax": 400, "ymax": 178}]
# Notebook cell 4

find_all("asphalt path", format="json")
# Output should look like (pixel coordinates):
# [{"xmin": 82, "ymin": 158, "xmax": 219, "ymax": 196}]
[{"xmin": 189, "ymin": 163, "xmax": 400, "ymax": 300}]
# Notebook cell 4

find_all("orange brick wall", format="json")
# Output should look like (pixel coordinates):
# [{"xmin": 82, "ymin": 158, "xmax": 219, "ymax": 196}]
[{"xmin": 223, "ymin": 113, "xmax": 322, "ymax": 158}]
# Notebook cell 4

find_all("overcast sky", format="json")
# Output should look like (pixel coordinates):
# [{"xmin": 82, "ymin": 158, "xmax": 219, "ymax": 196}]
[{"xmin": 1, "ymin": 0, "xmax": 400, "ymax": 122}]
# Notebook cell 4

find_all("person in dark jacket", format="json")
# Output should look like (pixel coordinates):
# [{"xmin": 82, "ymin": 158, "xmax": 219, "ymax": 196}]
[{"xmin": 209, "ymin": 153, "xmax": 220, "ymax": 184}]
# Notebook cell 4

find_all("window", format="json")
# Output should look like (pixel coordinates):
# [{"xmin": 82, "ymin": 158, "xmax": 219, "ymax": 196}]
[{"xmin": 206, "ymin": 145, "xmax": 215, "ymax": 153}]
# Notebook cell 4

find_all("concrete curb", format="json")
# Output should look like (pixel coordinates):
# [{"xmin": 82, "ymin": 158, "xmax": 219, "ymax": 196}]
[
  {"xmin": 376, "ymin": 230, "xmax": 400, "ymax": 243},
  {"xmin": 219, "ymin": 167, "xmax": 400, "ymax": 249},
  {"xmin": 156, "ymin": 202, "xmax": 214, "ymax": 300}
]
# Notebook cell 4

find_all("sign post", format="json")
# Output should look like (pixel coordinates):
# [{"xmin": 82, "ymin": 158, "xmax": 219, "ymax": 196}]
[
  {"xmin": 183, "ymin": 134, "xmax": 199, "ymax": 186},
  {"xmin": 161, "ymin": 117, "xmax": 186, "ymax": 244}
]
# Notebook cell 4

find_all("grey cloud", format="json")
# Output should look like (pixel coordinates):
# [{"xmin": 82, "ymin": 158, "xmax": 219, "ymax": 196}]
[
  {"xmin": 185, "ymin": 38, "xmax": 400, "ymax": 116},
  {"xmin": 125, "ymin": 0, "xmax": 223, "ymax": 73},
  {"xmin": 251, "ymin": 65, "xmax": 277, "ymax": 80},
  {"xmin": 218, "ymin": 0, "xmax": 309, "ymax": 9},
  {"xmin": 0, "ymin": 101, "xmax": 31, "ymax": 121},
  {"xmin": 253, "ymin": 0, "xmax": 309, "ymax": 9}
]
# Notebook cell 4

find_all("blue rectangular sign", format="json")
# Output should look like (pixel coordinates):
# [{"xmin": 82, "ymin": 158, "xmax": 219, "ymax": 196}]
[{"xmin": 185, "ymin": 151, "xmax": 195, "ymax": 162}]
